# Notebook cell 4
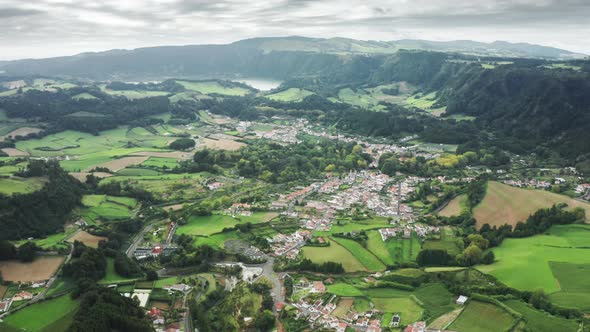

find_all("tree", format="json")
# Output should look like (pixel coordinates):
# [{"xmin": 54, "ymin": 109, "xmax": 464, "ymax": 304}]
[
  {"xmin": 0, "ymin": 241, "xmax": 17, "ymax": 260},
  {"xmin": 457, "ymin": 244, "xmax": 482, "ymax": 266},
  {"xmin": 481, "ymin": 251, "xmax": 495, "ymax": 264},
  {"xmin": 254, "ymin": 310, "xmax": 275, "ymax": 332},
  {"xmin": 17, "ymin": 241, "xmax": 38, "ymax": 262},
  {"xmin": 169, "ymin": 138, "xmax": 195, "ymax": 150},
  {"xmin": 467, "ymin": 234, "xmax": 489, "ymax": 250}
]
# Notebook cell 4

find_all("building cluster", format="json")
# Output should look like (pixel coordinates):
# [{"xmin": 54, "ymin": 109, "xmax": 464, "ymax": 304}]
[
  {"xmin": 502, "ymin": 179, "xmax": 551, "ymax": 189},
  {"xmin": 253, "ymin": 118, "xmax": 307, "ymax": 144},
  {"xmin": 133, "ymin": 245, "xmax": 178, "ymax": 260},
  {"xmin": 225, "ymin": 202, "xmax": 253, "ymax": 217},
  {"xmin": 267, "ymin": 230, "xmax": 310, "ymax": 259},
  {"xmin": 378, "ymin": 224, "xmax": 440, "ymax": 241}
]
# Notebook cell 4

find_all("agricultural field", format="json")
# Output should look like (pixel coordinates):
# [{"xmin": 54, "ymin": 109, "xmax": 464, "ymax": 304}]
[
  {"xmin": 473, "ymin": 181, "xmax": 590, "ymax": 229},
  {"xmin": 332, "ymin": 297, "xmax": 354, "ymax": 318},
  {"xmin": 477, "ymin": 224, "xmax": 590, "ymax": 297},
  {"xmin": 266, "ymin": 88, "xmax": 314, "ymax": 101},
  {"xmin": 448, "ymin": 300, "xmax": 517, "ymax": 332},
  {"xmin": 438, "ymin": 194, "xmax": 468, "ymax": 217},
  {"xmin": 326, "ymin": 283, "xmax": 364, "ymax": 297},
  {"xmin": 78, "ymin": 194, "xmax": 137, "ymax": 223},
  {"xmin": 2, "ymin": 294, "xmax": 79, "ymax": 332},
  {"xmin": 88, "ymin": 156, "xmax": 148, "ymax": 172},
  {"xmin": 0, "ymin": 176, "xmax": 47, "ymax": 195},
  {"xmin": 197, "ymin": 137, "xmax": 245, "ymax": 151},
  {"xmin": 330, "ymin": 236, "xmax": 386, "ymax": 271},
  {"xmin": 302, "ymin": 242, "xmax": 367, "ymax": 272},
  {"xmin": 100, "ymin": 172, "xmax": 208, "ymax": 201},
  {"xmin": 66, "ymin": 230, "xmax": 108, "ymax": 248},
  {"xmin": 176, "ymin": 212, "xmax": 277, "ymax": 237},
  {"xmin": 384, "ymin": 233, "xmax": 421, "ymax": 264},
  {"xmin": 0, "ymin": 256, "xmax": 65, "ymax": 282},
  {"xmin": 176, "ymin": 80, "xmax": 252, "ymax": 96},
  {"xmin": 504, "ymin": 299, "xmax": 578, "ymax": 332},
  {"xmin": 404, "ymin": 91, "xmax": 439, "ymax": 110},
  {"xmin": 422, "ymin": 227, "xmax": 462, "ymax": 256},
  {"xmin": 366, "ymin": 231, "xmax": 395, "ymax": 265},
  {"xmin": 24, "ymin": 227, "xmax": 76, "ymax": 249},
  {"xmin": 372, "ymin": 297, "xmax": 423, "ymax": 326},
  {"xmin": 100, "ymin": 86, "xmax": 169, "ymax": 99}
]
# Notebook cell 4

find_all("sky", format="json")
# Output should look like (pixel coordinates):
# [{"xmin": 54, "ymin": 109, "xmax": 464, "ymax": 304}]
[{"xmin": 0, "ymin": 0, "xmax": 589, "ymax": 60}]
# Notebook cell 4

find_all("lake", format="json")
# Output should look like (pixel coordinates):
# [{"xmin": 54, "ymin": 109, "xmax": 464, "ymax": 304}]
[{"xmin": 233, "ymin": 78, "xmax": 282, "ymax": 91}]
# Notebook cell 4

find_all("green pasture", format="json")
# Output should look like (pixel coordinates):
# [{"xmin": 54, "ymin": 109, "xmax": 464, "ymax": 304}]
[
  {"xmin": 176, "ymin": 80, "xmax": 251, "ymax": 96},
  {"xmin": 0, "ymin": 176, "xmax": 47, "ymax": 195},
  {"xmin": 331, "ymin": 236, "xmax": 386, "ymax": 271},
  {"xmin": 477, "ymin": 225, "xmax": 590, "ymax": 294},
  {"xmin": 3, "ymin": 294, "xmax": 78, "ymax": 332},
  {"xmin": 302, "ymin": 241, "xmax": 366, "ymax": 272},
  {"xmin": 448, "ymin": 300, "xmax": 516, "ymax": 332},
  {"xmin": 176, "ymin": 212, "xmax": 276, "ymax": 237},
  {"xmin": 504, "ymin": 299, "xmax": 578, "ymax": 332}
]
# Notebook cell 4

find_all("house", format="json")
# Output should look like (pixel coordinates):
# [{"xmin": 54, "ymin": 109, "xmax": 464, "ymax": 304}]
[
  {"xmin": 13, "ymin": 291, "xmax": 33, "ymax": 301},
  {"xmin": 0, "ymin": 299, "xmax": 12, "ymax": 312},
  {"xmin": 391, "ymin": 314, "xmax": 400, "ymax": 327},
  {"xmin": 404, "ymin": 321, "xmax": 426, "ymax": 332},
  {"xmin": 456, "ymin": 295, "xmax": 468, "ymax": 305},
  {"xmin": 324, "ymin": 277, "xmax": 335, "ymax": 284},
  {"xmin": 367, "ymin": 326, "xmax": 381, "ymax": 332},
  {"xmin": 164, "ymin": 284, "xmax": 191, "ymax": 293},
  {"xmin": 311, "ymin": 281, "xmax": 326, "ymax": 293},
  {"xmin": 152, "ymin": 315, "xmax": 165, "ymax": 325},
  {"xmin": 164, "ymin": 322, "xmax": 181, "ymax": 332}
]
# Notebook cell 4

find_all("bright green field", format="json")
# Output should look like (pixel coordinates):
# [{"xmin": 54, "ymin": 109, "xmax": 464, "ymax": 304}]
[
  {"xmin": 302, "ymin": 240, "xmax": 366, "ymax": 272},
  {"xmin": 372, "ymin": 297, "xmax": 423, "ymax": 326},
  {"xmin": 176, "ymin": 212, "xmax": 277, "ymax": 237},
  {"xmin": 504, "ymin": 300, "xmax": 578, "ymax": 332},
  {"xmin": 366, "ymin": 231, "xmax": 395, "ymax": 265},
  {"xmin": 0, "ymin": 176, "xmax": 47, "ymax": 195},
  {"xmin": 384, "ymin": 234, "xmax": 421, "ymax": 264},
  {"xmin": 331, "ymin": 236, "xmax": 386, "ymax": 271},
  {"xmin": 404, "ymin": 91, "xmax": 438, "ymax": 109},
  {"xmin": 79, "ymin": 194, "xmax": 137, "ymax": 223},
  {"xmin": 266, "ymin": 88, "xmax": 314, "ymax": 102},
  {"xmin": 477, "ymin": 225, "xmax": 590, "ymax": 294},
  {"xmin": 3, "ymin": 294, "xmax": 78, "ymax": 332},
  {"xmin": 176, "ymin": 80, "xmax": 251, "ymax": 96},
  {"xmin": 141, "ymin": 156, "xmax": 180, "ymax": 168},
  {"xmin": 15, "ymin": 128, "xmax": 167, "ymax": 163},
  {"xmin": 448, "ymin": 300, "xmax": 516, "ymax": 332},
  {"xmin": 326, "ymin": 283, "xmax": 364, "ymax": 297},
  {"xmin": 548, "ymin": 261, "xmax": 590, "ymax": 310}
]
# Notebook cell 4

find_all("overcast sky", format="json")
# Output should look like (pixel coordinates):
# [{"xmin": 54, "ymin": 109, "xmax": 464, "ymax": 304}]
[{"xmin": 0, "ymin": 0, "xmax": 589, "ymax": 60}]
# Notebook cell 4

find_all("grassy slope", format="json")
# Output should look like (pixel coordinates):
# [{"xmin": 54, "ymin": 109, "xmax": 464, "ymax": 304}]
[
  {"xmin": 473, "ymin": 181, "xmax": 590, "ymax": 229},
  {"xmin": 477, "ymin": 224, "xmax": 590, "ymax": 294},
  {"xmin": 4, "ymin": 295, "xmax": 78, "ymax": 332},
  {"xmin": 504, "ymin": 300, "xmax": 578, "ymax": 332}
]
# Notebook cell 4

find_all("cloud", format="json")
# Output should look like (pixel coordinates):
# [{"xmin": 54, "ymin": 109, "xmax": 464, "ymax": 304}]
[
  {"xmin": 0, "ymin": 7, "xmax": 43, "ymax": 18},
  {"xmin": 0, "ymin": 0, "xmax": 588, "ymax": 60}
]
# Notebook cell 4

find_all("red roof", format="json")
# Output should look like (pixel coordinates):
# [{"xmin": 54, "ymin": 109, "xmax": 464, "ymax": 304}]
[{"xmin": 152, "ymin": 246, "xmax": 163, "ymax": 254}]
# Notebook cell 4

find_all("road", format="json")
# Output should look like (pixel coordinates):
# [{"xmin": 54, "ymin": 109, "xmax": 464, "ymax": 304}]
[{"xmin": 126, "ymin": 222, "xmax": 156, "ymax": 258}]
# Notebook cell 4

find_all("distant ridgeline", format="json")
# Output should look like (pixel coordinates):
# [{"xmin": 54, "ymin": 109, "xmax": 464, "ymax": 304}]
[
  {"xmin": 0, "ymin": 160, "xmax": 83, "ymax": 240},
  {"xmin": 0, "ymin": 37, "xmax": 589, "ymax": 171}
]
